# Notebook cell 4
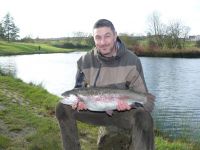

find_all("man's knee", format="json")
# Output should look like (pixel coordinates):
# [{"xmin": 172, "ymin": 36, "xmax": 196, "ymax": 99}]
[
  {"xmin": 133, "ymin": 108, "xmax": 153, "ymax": 131},
  {"xmin": 55, "ymin": 102, "xmax": 71, "ymax": 120},
  {"xmin": 55, "ymin": 102, "xmax": 64, "ymax": 120}
]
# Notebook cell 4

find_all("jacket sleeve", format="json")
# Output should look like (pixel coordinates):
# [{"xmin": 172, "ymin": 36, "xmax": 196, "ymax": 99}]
[
  {"xmin": 127, "ymin": 58, "xmax": 148, "ymax": 93},
  {"xmin": 75, "ymin": 71, "xmax": 84, "ymax": 88},
  {"xmin": 74, "ymin": 57, "xmax": 88, "ymax": 88}
]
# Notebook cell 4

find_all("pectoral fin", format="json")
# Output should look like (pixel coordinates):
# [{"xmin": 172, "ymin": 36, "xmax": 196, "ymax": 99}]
[
  {"xmin": 105, "ymin": 110, "xmax": 114, "ymax": 116},
  {"xmin": 135, "ymin": 102, "xmax": 144, "ymax": 108},
  {"xmin": 130, "ymin": 102, "xmax": 144, "ymax": 109}
]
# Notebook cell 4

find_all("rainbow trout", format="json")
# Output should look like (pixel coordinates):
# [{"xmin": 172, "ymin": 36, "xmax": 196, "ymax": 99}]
[{"xmin": 61, "ymin": 87, "xmax": 155, "ymax": 114}]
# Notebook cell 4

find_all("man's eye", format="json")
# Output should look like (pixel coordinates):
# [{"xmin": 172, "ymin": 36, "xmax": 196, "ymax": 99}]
[{"xmin": 95, "ymin": 36, "xmax": 101, "ymax": 40}]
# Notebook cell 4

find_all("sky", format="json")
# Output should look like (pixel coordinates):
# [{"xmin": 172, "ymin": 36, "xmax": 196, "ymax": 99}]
[{"xmin": 0, "ymin": 0, "xmax": 200, "ymax": 39}]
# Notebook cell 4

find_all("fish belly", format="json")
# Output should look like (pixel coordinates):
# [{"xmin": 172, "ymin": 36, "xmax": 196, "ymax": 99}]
[{"xmin": 86, "ymin": 101, "xmax": 117, "ymax": 111}]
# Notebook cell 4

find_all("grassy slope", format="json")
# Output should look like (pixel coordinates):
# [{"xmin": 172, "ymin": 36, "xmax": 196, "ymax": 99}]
[
  {"xmin": 0, "ymin": 75, "xmax": 98, "ymax": 150},
  {"xmin": 0, "ymin": 75, "xmax": 199, "ymax": 150},
  {"xmin": 0, "ymin": 41, "xmax": 76, "ymax": 55}
]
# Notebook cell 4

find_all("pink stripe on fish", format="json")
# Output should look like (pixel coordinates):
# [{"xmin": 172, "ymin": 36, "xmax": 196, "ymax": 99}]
[{"xmin": 88, "ymin": 95, "xmax": 131, "ymax": 102}]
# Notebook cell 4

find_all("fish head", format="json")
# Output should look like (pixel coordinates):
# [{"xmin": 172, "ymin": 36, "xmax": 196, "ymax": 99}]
[
  {"xmin": 61, "ymin": 94, "xmax": 79, "ymax": 105},
  {"xmin": 62, "ymin": 88, "xmax": 80, "ymax": 97},
  {"xmin": 64, "ymin": 94, "xmax": 77, "ymax": 100}
]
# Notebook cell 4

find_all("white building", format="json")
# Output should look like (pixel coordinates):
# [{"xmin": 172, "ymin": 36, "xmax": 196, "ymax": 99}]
[{"xmin": 189, "ymin": 35, "xmax": 200, "ymax": 41}]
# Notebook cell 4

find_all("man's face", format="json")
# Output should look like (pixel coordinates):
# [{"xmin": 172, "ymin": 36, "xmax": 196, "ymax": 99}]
[{"xmin": 93, "ymin": 27, "xmax": 117, "ymax": 57}]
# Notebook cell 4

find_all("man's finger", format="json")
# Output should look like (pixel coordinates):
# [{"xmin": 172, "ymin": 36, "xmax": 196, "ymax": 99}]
[{"xmin": 72, "ymin": 102, "xmax": 78, "ymax": 110}]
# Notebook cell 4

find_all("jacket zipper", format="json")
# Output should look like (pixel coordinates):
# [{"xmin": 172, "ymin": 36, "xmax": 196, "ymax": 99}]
[{"xmin": 93, "ymin": 63, "xmax": 101, "ymax": 87}]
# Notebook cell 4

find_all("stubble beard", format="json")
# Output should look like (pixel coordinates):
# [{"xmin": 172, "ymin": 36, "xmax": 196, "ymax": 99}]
[{"xmin": 100, "ymin": 43, "xmax": 117, "ymax": 57}]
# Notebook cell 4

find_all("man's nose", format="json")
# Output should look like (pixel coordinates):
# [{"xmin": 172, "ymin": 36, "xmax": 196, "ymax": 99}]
[{"xmin": 100, "ymin": 38, "xmax": 106, "ymax": 45}]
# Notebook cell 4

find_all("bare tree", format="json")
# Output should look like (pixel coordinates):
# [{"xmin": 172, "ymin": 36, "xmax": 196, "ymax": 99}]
[
  {"xmin": 148, "ymin": 11, "xmax": 160, "ymax": 35},
  {"xmin": 147, "ymin": 11, "xmax": 166, "ymax": 48},
  {"xmin": 165, "ymin": 20, "xmax": 190, "ymax": 49},
  {"xmin": 147, "ymin": 11, "xmax": 190, "ymax": 49}
]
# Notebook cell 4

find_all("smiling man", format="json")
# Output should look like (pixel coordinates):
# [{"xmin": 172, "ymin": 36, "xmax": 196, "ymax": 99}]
[
  {"xmin": 56, "ymin": 19, "xmax": 155, "ymax": 150},
  {"xmin": 93, "ymin": 24, "xmax": 117, "ymax": 57}
]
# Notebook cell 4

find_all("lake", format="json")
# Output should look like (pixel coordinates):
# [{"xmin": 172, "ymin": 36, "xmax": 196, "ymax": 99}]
[{"xmin": 0, "ymin": 52, "xmax": 200, "ymax": 140}]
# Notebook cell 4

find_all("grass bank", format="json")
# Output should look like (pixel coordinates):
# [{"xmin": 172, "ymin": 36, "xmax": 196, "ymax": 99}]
[
  {"xmin": 135, "ymin": 48, "xmax": 200, "ymax": 58},
  {"xmin": 1, "ymin": 40, "xmax": 200, "ymax": 57},
  {"xmin": 0, "ymin": 75, "xmax": 98, "ymax": 149},
  {"xmin": 0, "ymin": 74, "xmax": 199, "ymax": 149},
  {"xmin": 0, "ymin": 41, "xmax": 78, "ymax": 56}
]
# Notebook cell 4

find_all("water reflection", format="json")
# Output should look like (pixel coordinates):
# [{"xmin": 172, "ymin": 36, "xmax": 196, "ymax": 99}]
[
  {"xmin": 142, "ymin": 57, "xmax": 200, "ymax": 140},
  {"xmin": 0, "ymin": 53, "xmax": 85, "ymax": 96},
  {"xmin": 0, "ymin": 56, "xmax": 17, "ymax": 75},
  {"xmin": 0, "ymin": 53, "xmax": 200, "ymax": 140}
]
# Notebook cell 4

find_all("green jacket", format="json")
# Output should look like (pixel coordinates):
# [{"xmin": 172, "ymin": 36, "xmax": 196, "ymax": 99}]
[{"xmin": 75, "ymin": 37, "xmax": 148, "ymax": 93}]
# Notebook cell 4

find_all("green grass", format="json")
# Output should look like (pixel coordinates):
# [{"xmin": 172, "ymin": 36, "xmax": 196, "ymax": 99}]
[
  {"xmin": 0, "ymin": 41, "xmax": 76, "ymax": 56},
  {"xmin": 0, "ymin": 135, "xmax": 11, "ymax": 148},
  {"xmin": 155, "ymin": 136, "xmax": 194, "ymax": 150},
  {"xmin": 0, "ymin": 75, "xmax": 199, "ymax": 149}
]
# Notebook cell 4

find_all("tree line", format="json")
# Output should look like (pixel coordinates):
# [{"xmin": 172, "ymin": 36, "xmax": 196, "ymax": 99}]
[
  {"xmin": 0, "ymin": 13, "xmax": 20, "ymax": 41},
  {"xmin": 1, "ymin": 11, "xmax": 199, "ymax": 51},
  {"xmin": 147, "ymin": 11, "xmax": 191, "ymax": 49},
  {"xmin": 52, "ymin": 11, "xmax": 196, "ymax": 51}
]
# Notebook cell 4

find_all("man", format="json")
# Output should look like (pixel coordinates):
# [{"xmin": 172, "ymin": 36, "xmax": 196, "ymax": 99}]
[{"xmin": 56, "ymin": 19, "xmax": 155, "ymax": 150}]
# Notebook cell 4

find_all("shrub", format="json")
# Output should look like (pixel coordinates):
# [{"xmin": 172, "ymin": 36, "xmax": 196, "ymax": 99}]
[
  {"xmin": 195, "ymin": 40, "xmax": 200, "ymax": 48},
  {"xmin": 147, "ymin": 39, "xmax": 159, "ymax": 51}
]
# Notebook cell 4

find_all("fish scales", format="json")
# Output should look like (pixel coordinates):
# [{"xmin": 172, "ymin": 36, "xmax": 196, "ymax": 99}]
[{"xmin": 61, "ymin": 87, "xmax": 155, "ymax": 112}]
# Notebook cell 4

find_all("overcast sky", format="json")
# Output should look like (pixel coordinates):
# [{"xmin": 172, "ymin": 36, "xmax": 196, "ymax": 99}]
[{"xmin": 0, "ymin": 0, "xmax": 199, "ymax": 38}]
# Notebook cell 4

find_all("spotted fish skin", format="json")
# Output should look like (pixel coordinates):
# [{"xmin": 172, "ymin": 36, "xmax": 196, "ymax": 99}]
[{"xmin": 61, "ymin": 87, "xmax": 155, "ymax": 112}]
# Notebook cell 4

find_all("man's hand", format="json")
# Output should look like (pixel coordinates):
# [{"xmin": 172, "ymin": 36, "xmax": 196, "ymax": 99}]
[
  {"xmin": 116, "ymin": 100, "xmax": 131, "ymax": 111},
  {"xmin": 72, "ymin": 101, "xmax": 87, "ymax": 111}
]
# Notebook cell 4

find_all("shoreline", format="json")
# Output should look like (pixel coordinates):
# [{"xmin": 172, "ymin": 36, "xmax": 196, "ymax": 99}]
[
  {"xmin": 1, "ymin": 39, "xmax": 200, "ymax": 58},
  {"xmin": 1, "ymin": 49, "xmax": 200, "ymax": 58},
  {"xmin": 136, "ymin": 50, "xmax": 200, "ymax": 58},
  {"xmin": 1, "ymin": 40, "xmax": 200, "ymax": 58}
]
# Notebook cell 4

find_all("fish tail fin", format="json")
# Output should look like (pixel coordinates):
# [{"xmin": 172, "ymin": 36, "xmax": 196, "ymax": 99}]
[{"xmin": 144, "ymin": 93, "xmax": 156, "ymax": 112}]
